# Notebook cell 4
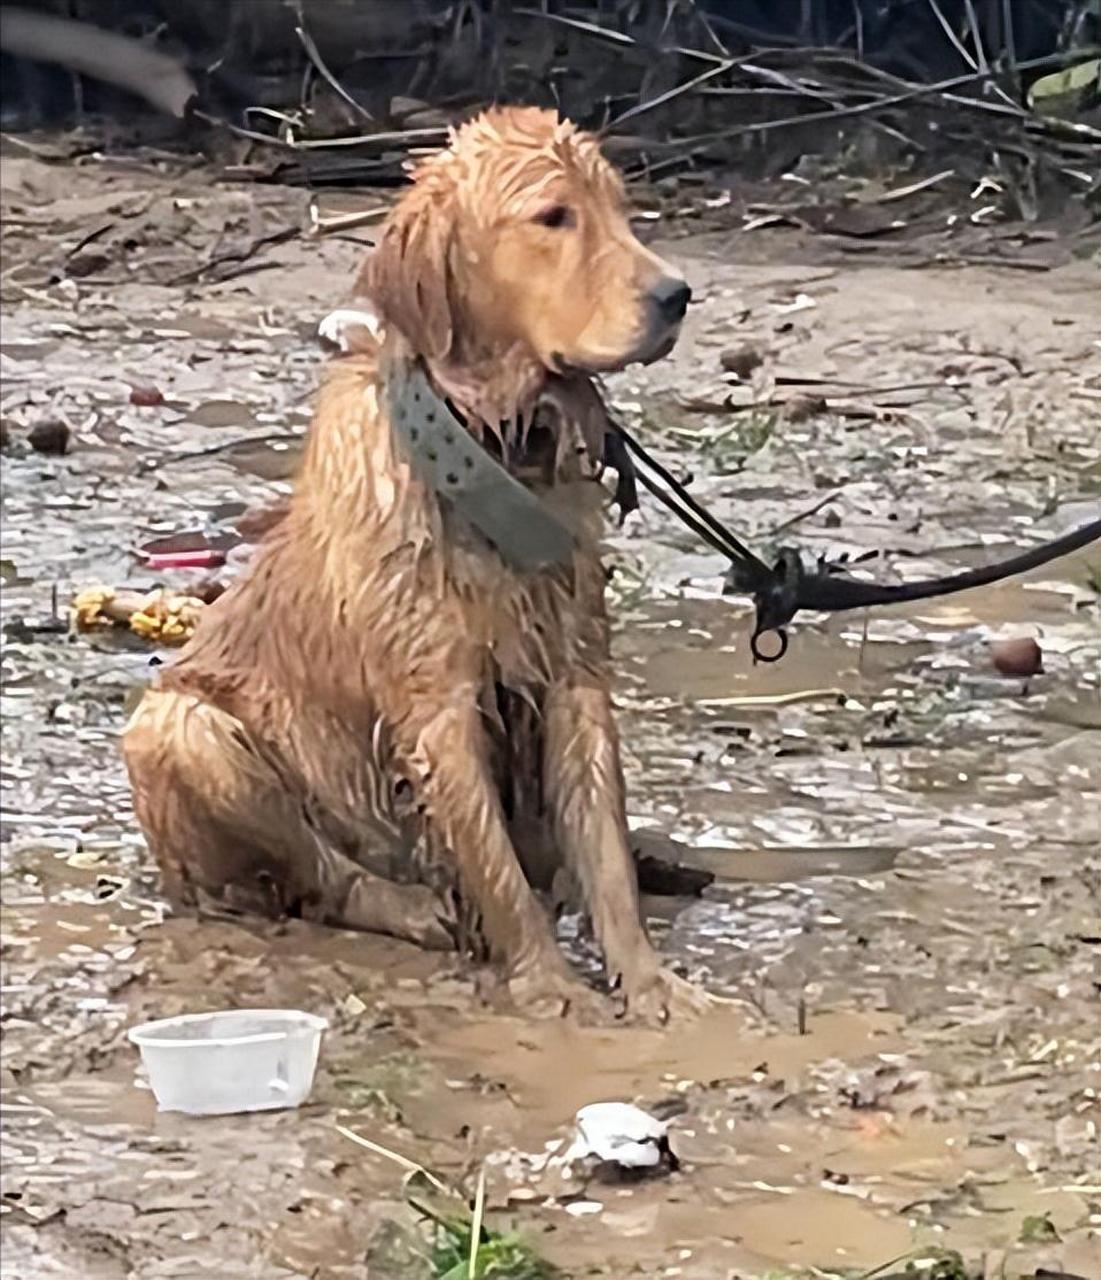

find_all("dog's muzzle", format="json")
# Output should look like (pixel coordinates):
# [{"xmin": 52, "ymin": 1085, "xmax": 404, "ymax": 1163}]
[{"xmin": 631, "ymin": 275, "xmax": 691, "ymax": 366}]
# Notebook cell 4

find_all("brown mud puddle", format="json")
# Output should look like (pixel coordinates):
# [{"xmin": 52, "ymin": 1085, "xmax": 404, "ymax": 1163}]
[{"xmin": 2, "ymin": 148, "xmax": 1100, "ymax": 1278}]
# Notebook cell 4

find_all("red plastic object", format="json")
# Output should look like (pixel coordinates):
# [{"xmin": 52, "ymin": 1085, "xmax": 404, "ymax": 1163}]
[
  {"xmin": 145, "ymin": 548, "xmax": 227, "ymax": 571},
  {"xmin": 129, "ymin": 384, "xmax": 165, "ymax": 407}
]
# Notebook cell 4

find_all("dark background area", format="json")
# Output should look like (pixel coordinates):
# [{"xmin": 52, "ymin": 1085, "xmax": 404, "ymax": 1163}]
[{"xmin": 1, "ymin": 0, "xmax": 1094, "ymax": 133}]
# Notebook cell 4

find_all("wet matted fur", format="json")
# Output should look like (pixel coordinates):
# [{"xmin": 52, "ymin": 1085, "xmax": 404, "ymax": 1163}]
[{"xmin": 123, "ymin": 106, "xmax": 706, "ymax": 1021}]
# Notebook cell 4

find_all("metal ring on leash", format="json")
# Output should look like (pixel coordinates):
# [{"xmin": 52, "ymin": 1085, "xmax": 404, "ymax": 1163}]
[{"xmin": 750, "ymin": 627, "xmax": 789, "ymax": 664}]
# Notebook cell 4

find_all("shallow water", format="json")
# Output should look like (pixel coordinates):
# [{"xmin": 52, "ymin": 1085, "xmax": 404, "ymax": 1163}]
[{"xmin": 2, "ymin": 147, "xmax": 1099, "ymax": 1278}]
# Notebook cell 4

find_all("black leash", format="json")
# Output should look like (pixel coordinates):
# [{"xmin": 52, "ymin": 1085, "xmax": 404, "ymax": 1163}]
[{"xmin": 611, "ymin": 420, "xmax": 1101, "ymax": 663}]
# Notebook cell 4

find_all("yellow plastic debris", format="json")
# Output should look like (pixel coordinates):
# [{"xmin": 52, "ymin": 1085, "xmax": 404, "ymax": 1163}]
[{"xmin": 71, "ymin": 585, "xmax": 204, "ymax": 646}]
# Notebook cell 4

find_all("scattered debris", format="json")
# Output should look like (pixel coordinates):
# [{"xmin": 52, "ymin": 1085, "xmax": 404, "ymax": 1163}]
[
  {"xmin": 72, "ymin": 585, "xmax": 205, "ymax": 645},
  {"xmin": 318, "ymin": 306, "xmax": 381, "ymax": 353},
  {"xmin": 567, "ymin": 1102, "xmax": 679, "ymax": 1173},
  {"xmin": 144, "ymin": 548, "xmax": 227, "ymax": 572},
  {"xmin": 1018, "ymin": 1212, "xmax": 1061, "ymax": 1244}
]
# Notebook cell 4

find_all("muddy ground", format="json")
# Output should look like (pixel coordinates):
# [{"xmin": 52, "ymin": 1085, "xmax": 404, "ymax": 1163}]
[{"xmin": 1, "ymin": 140, "xmax": 1099, "ymax": 1280}]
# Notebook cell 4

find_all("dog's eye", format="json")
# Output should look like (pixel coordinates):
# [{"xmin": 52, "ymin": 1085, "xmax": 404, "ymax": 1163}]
[{"xmin": 533, "ymin": 204, "xmax": 575, "ymax": 230}]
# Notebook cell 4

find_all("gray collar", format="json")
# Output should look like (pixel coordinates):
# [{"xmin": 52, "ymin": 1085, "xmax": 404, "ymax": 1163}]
[{"xmin": 384, "ymin": 357, "xmax": 576, "ymax": 571}]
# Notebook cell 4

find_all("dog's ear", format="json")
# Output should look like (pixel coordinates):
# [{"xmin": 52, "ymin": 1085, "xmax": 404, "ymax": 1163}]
[{"xmin": 356, "ymin": 182, "xmax": 455, "ymax": 361}]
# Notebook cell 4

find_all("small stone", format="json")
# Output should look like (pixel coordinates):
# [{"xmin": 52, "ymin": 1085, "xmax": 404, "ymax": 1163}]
[
  {"xmin": 720, "ymin": 344, "xmax": 764, "ymax": 378},
  {"xmin": 784, "ymin": 393, "xmax": 828, "ymax": 422},
  {"xmin": 64, "ymin": 249, "xmax": 111, "ymax": 279},
  {"xmin": 28, "ymin": 417, "xmax": 71, "ymax": 455},
  {"xmin": 191, "ymin": 578, "xmax": 227, "ymax": 606},
  {"xmin": 991, "ymin": 636, "xmax": 1043, "ymax": 677}
]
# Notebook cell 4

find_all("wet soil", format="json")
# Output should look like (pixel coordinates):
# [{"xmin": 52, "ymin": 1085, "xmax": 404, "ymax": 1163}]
[{"xmin": 1, "ymin": 145, "xmax": 1099, "ymax": 1279}]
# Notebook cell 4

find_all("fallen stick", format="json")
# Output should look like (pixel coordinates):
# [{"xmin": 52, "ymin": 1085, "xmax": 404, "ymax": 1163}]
[
  {"xmin": 697, "ymin": 688, "xmax": 848, "ymax": 708},
  {"xmin": 292, "ymin": 1, "xmax": 373, "ymax": 124},
  {"xmin": 166, "ymin": 226, "xmax": 300, "ymax": 287},
  {"xmin": 307, "ymin": 203, "xmax": 389, "ymax": 236},
  {"xmin": 0, "ymin": 6, "xmax": 196, "ymax": 119}
]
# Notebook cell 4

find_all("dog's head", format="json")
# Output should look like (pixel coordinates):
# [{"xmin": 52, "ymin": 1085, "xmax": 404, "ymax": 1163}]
[{"xmin": 360, "ymin": 107, "xmax": 689, "ymax": 378}]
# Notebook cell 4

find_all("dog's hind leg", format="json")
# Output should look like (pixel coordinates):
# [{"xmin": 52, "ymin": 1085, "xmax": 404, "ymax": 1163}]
[{"xmin": 123, "ymin": 690, "xmax": 454, "ymax": 948}]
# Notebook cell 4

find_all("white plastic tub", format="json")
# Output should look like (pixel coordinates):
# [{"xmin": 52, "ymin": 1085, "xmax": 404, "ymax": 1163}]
[{"xmin": 128, "ymin": 1009, "xmax": 328, "ymax": 1116}]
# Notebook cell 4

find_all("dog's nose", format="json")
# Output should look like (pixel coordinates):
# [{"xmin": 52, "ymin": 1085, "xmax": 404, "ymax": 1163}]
[{"xmin": 649, "ymin": 276, "xmax": 691, "ymax": 324}]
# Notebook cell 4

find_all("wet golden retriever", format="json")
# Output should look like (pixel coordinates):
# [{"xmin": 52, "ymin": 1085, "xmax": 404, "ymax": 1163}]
[{"xmin": 123, "ymin": 106, "xmax": 705, "ymax": 1021}]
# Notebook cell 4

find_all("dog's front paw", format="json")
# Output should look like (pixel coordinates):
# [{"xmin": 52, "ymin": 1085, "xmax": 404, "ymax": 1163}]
[{"xmin": 618, "ymin": 962, "xmax": 711, "ymax": 1026}]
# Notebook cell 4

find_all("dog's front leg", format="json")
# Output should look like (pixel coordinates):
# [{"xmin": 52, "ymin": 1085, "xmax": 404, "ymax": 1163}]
[
  {"xmin": 544, "ymin": 680, "xmax": 710, "ymax": 1022},
  {"xmin": 408, "ymin": 695, "xmax": 591, "ymax": 1014}
]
